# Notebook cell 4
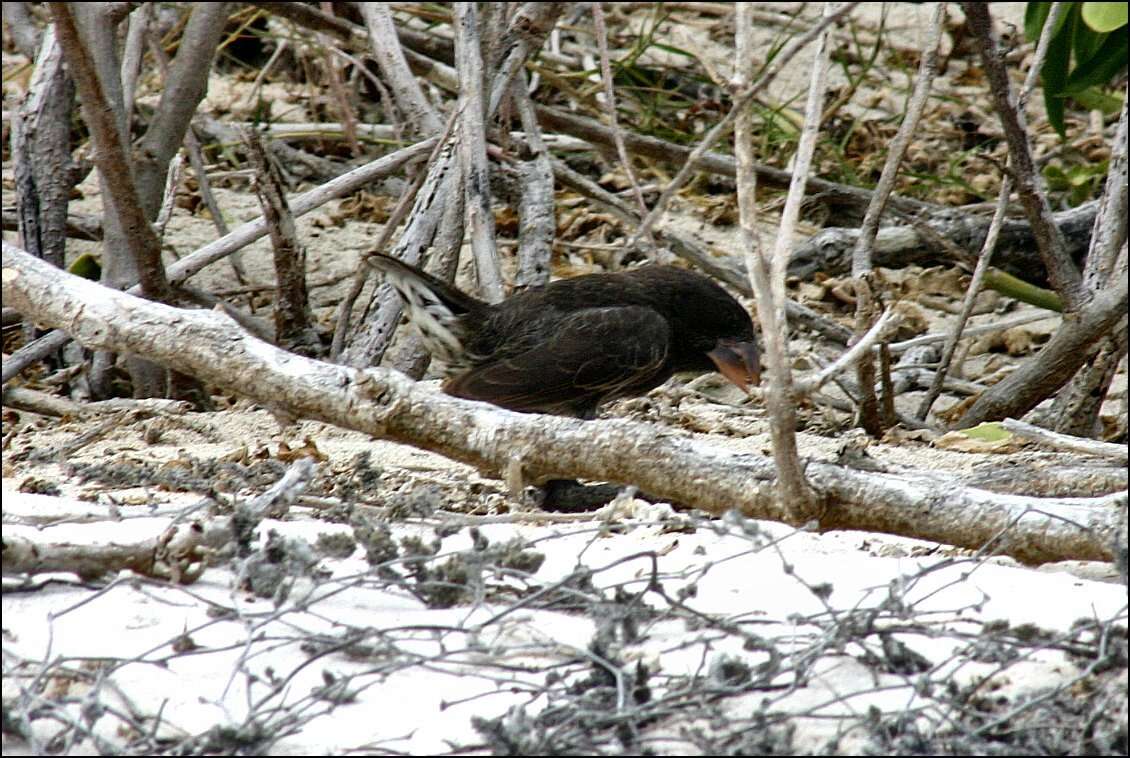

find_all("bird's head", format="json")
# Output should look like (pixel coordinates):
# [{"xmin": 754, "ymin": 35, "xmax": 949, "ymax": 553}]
[{"xmin": 707, "ymin": 338, "xmax": 762, "ymax": 394}]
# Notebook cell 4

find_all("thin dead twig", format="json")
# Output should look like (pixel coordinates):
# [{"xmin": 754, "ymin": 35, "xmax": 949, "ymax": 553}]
[
  {"xmin": 359, "ymin": 3, "xmax": 444, "ymax": 137},
  {"xmin": 962, "ymin": 2, "xmax": 1085, "ymax": 310},
  {"xmin": 453, "ymin": 1, "xmax": 505, "ymax": 302},
  {"xmin": 591, "ymin": 2, "xmax": 650, "ymax": 229},
  {"xmin": 848, "ymin": 2, "xmax": 945, "ymax": 434},
  {"xmin": 795, "ymin": 309, "xmax": 899, "ymax": 396},
  {"xmin": 915, "ymin": 178, "xmax": 1014, "ymax": 421},
  {"xmin": 49, "ymin": 3, "xmax": 171, "ymax": 303},
  {"xmin": 317, "ymin": 2, "xmax": 363, "ymax": 157},
  {"xmin": 735, "ymin": 3, "xmax": 835, "ymax": 523},
  {"xmin": 917, "ymin": 4, "xmax": 1063, "ymax": 423}
]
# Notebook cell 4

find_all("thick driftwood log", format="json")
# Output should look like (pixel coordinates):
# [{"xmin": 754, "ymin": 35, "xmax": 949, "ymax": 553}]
[{"xmin": 3, "ymin": 243, "xmax": 1122, "ymax": 565}]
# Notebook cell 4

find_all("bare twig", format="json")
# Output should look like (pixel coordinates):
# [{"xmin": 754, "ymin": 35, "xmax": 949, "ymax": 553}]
[
  {"xmin": 49, "ymin": 3, "xmax": 171, "ymax": 303},
  {"xmin": 119, "ymin": 4, "xmax": 150, "ymax": 127},
  {"xmin": 850, "ymin": 2, "xmax": 944, "ymax": 276},
  {"xmin": 511, "ymin": 72, "xmax": 555, "ymax": 289},
  {"xmin": 887, "ymin": 311, "xmax": 1058, "ymax": 354},
  {"xmin": 453, "ymin": 1, "xmax": 505, "ymax": 302},
  {"xmin": 735, "ymin": 4, "xmax": 831, "ymax": 523},
  {"xmin": 329, "ymin": 119, "xmax": 456, "ymax": 361},
  {"xmin": 795, "ymin": 309, "xmax": 899, "ymax": 396},
  {"xmin": 915, "ymin": 178, "xmax": 1014, "ymax": 421},
  {"xmin": 243, "ymin": 129, "xmax": 319, "ymax": 353},
  {"xmin": 848, "ymin": 2, "xmax": 944, "ymax": 434},
  {"xmin": 591, "ymin": 2, "xmax": 650, "ymax": 224},
  {"xmin": 957, "ymin": 258, "xmax": 1129, "ymax": 427},
  {"xmin": 342, "ymin": 4, "xmax": 562, "ymax": 365},
  {"xmin": 1047, "ymin": 93, "xmax": 1129, "ymax": 434},
  {"xmin": 916, "ymin": 4, "xmax": 1065, "ymax": 423},
  {"xmin": 536, "ymin": 104, "xmax": 944, "ymax": 222},
  {"xmin": 359, "ymin": 3, "xmax": 444, "ymax": 137},
  {"xmin": 962, "ymin": 2, "xmax": 1085, "ymax": 310},
  {"xmin": 484, "ymin": 3, "xmax": 565, "ymax": 117}
]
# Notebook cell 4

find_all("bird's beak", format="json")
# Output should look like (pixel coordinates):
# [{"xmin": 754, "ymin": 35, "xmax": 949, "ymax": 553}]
[{"xmin": 708, "ymin": 339, "xmax": 761, "ymax": 394}]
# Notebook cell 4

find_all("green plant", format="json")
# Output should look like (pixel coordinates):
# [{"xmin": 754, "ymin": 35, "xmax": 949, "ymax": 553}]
[
  {"xmin": 1043, "ymin": 158, "xmax": 1110, "ymax": 206},
  {"xmin": 1025, "ymin": 2, "xmax": 1127, "ymax": 137}
]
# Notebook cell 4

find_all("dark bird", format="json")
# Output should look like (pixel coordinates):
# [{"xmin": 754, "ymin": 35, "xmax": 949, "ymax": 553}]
[{"xmin": 366, "ymin": 253, "xmax": 760, "ymax": 418}]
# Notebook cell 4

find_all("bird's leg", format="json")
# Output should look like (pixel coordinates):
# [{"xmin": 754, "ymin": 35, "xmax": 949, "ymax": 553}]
[
  {"xmin": 503, "ymin": 437, "xmax": 670, "ymax": 512},
  {"xmin": 541, "ymin": 479, "xmax": 623, "ymax": 512}
]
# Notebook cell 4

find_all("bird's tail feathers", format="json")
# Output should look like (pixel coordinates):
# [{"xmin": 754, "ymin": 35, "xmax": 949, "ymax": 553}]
[{"xmin": 364, "ymin": 252, "xmax": 479, "ymax": 367}]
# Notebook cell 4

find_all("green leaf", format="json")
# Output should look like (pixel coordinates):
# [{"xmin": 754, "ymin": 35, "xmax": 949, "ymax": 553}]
[
  {"xmin": 67, "ymin": 253, "xmax": 102, "ymax": 281},
  {"xmin": 959, "ymin": 422, "xmax": 1012, "ymax": 442},
  {"xmin": 1063, "ymin": 31, "xmax": 1129, "ymax": 93},
  {"xmin": 1024, "ymin": 2, "xmax": 1053, "ymax": 42},
  {"xmin": 1041, "ymin": 6, "xmax": 1076, "ymax": 137},
  {"xmin": 1071, "ymin": 12, "xmax": 1105, "ymax": 61},
  {"xmin": 1071, "ymin": 86, "xmax": 1125, "ymax": 113},
  {"xmin": 1082, "ymin": 2, "xmax": 1128, "ymax": 32}
]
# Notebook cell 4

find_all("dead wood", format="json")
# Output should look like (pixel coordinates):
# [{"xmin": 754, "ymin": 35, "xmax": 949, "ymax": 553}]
[
  {"xmin": 787, "ymin": 201, "xmax": 1097, "ymax": 285},
  {"xmin": 4, "ymin": 242, "xmax": 1122, "ymax": 566},
  {"xmin": 734, "ymin": 4, "xmax": 826, "ymax": 522},
  {"xmin": 1046, "ymin": 100, "xmax": 1129, "ymax": 435},
  {"xmin": 2, "ymin": 497, "xmax": 208, "ymax": 584},
  {"xmin": 1, "ymin": 208, "xmax": 101, "ymax": 241},
  {"xmin": 453, "ymin": 1, "xmax": 505, "ymax": 302},
  {"xmin": 358, "ymin": 3, "xmax": 444, "ymax": 137},
  {"xmin": 341, "ymin": 3, "xmax": 561, "ymax": 367},
  {"xmin": 958, "ymin": 462, "xmax": 1127, "ymax": 498},
  {"xmin": 956, "ymin": 273, "xmax": 1128, "ymax": 427},
  {"xmin": 243, "ymin": 130, "xmax": 320, "ymax": 354},
  {"xmin": 340, "ymin": 141, "xmax": 464, "ymax": 368},
  {"xmin": 509, "ymin": 73, "xmax": 555, "ymax": 289},
  {"xmin": 963, "ymin": 2, "xmax": 1086, "ymax": 310},
  {"xmin": 1, "ymin": 1, "xmax": 41, "ymax": 58},
  {"xmin": 1001, "ymin": 418, "xmax": 1128, "ymax": 464},
  {"xmin": 11, "ymin": 27, "xmax": 77, "ymax": 272},
  {"xmin": 915, "ymin": 178, "xmax": 1014, "ymax": 421},
  {"xmin": 533, "ymin": 104, "xmax": 944, "ymax": 224},
  {"xmin": 1, "ymin": 139, "xmax": 437, "ymax": 386},
  {"xmin": 50, "ymin": 4, "xmax": 170, "ymax": 304}
]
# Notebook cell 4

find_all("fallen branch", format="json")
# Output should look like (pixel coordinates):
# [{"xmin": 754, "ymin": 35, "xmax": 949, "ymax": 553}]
[
  {"xmin": 786, "ymin": 202, "xmax": 1097, "ymax": 286},
  {"xmin": 3, "ymin": 243, "xmax": 1121, "ymax": 565},
  {"xmin": 2, "ymin": 498, "xmax": 208, "ymax": 584},
  {"xmin": 1001, "ymin": 418, "xmax": 1128, "ymax": 465}
]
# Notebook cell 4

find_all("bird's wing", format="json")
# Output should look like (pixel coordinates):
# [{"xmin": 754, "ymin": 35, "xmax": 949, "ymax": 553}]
[{"xmin": 443, "ymin": 306, "xmax": 670, "ymax": 415}]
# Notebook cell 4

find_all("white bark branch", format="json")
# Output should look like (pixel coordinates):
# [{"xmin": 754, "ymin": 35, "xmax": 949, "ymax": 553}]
[{"xmin": 3, "ymin": 242, "xmax": 1120, "ymax": 566}]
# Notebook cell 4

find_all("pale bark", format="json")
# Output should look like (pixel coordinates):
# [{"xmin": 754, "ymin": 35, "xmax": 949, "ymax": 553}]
[{"xmin": 5, "ymin": 242, "xmax": 1121, "ymax": 566}]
